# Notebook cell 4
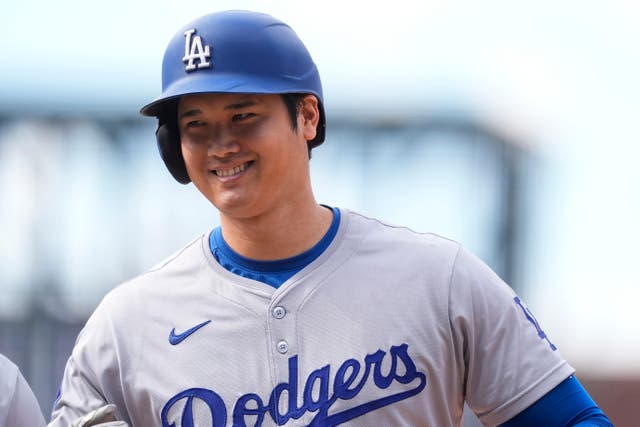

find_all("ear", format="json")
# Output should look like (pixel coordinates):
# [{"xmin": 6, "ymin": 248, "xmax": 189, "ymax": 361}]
[{"xmin": 299, "ymin": 95, "xmax": 320, "ymax": 141}]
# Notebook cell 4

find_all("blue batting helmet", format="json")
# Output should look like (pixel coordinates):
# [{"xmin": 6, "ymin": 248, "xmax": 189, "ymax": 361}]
[{"xmin": 140, "ymin": 10, "xmax": 326, "ymax": 184}]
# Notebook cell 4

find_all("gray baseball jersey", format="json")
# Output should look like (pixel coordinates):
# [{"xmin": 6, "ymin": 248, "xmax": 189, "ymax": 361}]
[
  {"xmin": 50, "ymin": 208, "xmax": 573, "ymax": 426},
  {"xmin": 0, "ymin": 353, "xmax": 46, "ymax": 427}
]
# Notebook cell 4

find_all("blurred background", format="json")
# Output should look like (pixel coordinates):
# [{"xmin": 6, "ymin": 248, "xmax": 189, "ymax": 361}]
[{"xmin": 1, "ymin": 0, "xmax": 638, "ymax": 425}]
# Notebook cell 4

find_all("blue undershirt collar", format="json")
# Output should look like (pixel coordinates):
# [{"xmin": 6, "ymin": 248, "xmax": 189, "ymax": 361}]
[{"xmin": 209, "ymin": 206, "xmax": 340, "ymax": 288}]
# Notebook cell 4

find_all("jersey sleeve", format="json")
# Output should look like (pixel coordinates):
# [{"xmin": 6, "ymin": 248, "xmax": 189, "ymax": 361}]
[
  {"xmin": 48, "ymin": 295, "xmax": 129, "ymax": 427},
  {"xmin": 0, "ymin": 354, "xmax": 46, "ymax": 427},
  {"xmin": 448, "ymin": 245, "xmax": 574, "ymax": 426},
  {"xmin": 9, "ymin": 371, "xmax": 47, "ymax": 427},
  {"xmin": 499, "ymin": 375, "xmax": 613, "ymax": 426}
]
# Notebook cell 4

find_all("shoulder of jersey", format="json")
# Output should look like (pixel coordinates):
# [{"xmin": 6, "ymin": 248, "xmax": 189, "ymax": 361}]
[
  {"xmin": 100, "ymin": 233, "xmax": 209, "ymax": 303},
  {"xmin": 345, "ymin": 208, "xmax": 461, "ymax": 247},
  {"xmin": 0, "ymin": 353, "xmax": 19, "ymax": 401},
  {"xmin": 145, "ymin": 233, "xmax": 208, "ymax": 274}
]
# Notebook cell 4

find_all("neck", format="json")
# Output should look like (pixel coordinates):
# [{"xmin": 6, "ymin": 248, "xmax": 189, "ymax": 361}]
[{"xmin": 219, "ymin": 201, "xmax": 333, "ymax": 261}]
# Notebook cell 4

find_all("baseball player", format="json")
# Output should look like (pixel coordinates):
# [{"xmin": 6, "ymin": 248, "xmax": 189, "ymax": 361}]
[
  {"xmin": 49, "ymin": 10, "xmax": 612, "ymax": 427},
  {"xmin": 0, "ymin": 352, "xmax": 46, "ymax": 427}
]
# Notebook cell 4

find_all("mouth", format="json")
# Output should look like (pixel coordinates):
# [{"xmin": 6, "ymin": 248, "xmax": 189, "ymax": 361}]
[{"xmin": 212, "ymin": 161, "xmax": 254, "ymax": 177}]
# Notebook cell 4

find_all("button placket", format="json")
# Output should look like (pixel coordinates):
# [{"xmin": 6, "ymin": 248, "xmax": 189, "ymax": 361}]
[
  {"xmin": 276, "ymin": 340, "xmax": 289, "ymax": 354},
  {"xmin": 270, "ymin": 302, "xmax": 293, "ymax": 356},
  {"xmin": 272, "ymin": 306, "xmax": 286, "ymax": 319}
]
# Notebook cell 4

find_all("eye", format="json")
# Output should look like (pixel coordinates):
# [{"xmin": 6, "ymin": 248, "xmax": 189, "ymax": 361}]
[
  {"xmin": 232, "ymin": 112, "xmax": 256, "ymax": 122},
  {"xmin": 185, "ymin": 120, "xmax": 206, "ymax": 128}
]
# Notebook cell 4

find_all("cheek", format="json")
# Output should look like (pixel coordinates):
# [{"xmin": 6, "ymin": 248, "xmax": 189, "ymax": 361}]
[
  {"xmin": 267, "ymin": 140, "xmax": 310, "ymax": 185},
  {"xmin": 181, "ymin": 141, "xmax": 202, "ymax": 167},
  {"xmin": 180, "ymin": 146, "xmax": 193, "ymax": 172},
  {"xmin": 180, "ymin": 143, "xmax": 206, "ymax": 185}
]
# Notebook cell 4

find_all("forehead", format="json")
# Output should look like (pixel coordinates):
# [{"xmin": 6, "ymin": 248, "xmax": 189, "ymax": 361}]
[{"xmin": 177, "ymin": 93, "xmax": 277, "ymax": 112}]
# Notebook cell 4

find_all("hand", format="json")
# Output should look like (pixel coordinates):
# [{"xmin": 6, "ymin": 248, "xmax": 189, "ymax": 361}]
[{"xmin": 71, "ymin": 404, "xmax": 129, "ymax": 427}]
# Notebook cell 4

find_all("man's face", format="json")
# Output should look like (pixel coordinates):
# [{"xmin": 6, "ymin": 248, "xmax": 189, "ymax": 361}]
[{"xmin": 178, "ymin": 93, "xmax": 317, "ymax": 221}]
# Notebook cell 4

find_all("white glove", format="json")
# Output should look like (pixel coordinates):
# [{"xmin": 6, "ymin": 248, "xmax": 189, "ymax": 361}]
[{"xmin": 71, "ymin": 404, "xmax": 129, "ymax": 427}]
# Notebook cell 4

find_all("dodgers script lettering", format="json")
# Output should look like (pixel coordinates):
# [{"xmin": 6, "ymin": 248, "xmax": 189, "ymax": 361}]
[{"xmin": 161, "ymin": 343, "xmax": 427, "ymax": 427}]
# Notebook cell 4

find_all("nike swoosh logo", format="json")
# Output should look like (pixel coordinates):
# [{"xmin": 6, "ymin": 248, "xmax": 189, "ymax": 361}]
[{"xmin": 169, "ymin": 320, "xmax": 212, "ymax": 345}]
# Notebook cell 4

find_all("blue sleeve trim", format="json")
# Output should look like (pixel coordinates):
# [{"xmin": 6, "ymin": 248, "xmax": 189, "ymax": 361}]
[{"xmin": 499, "ymin": 375, "xmax": 613, "ymax": 427}]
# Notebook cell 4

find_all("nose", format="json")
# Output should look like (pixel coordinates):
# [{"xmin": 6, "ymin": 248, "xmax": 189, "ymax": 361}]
[{"xmin": 207, "ymin": 125, "xmax": 240, "ymax": 158}]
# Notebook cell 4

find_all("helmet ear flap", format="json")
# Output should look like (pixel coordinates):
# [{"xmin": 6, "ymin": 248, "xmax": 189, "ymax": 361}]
[{"xmin": 156, "ymin": 121, "xmax": 191, "ymax": 184}]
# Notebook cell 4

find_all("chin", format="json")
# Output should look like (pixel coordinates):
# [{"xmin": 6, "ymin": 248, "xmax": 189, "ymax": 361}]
[{"xmin": 212, "ymin": 196, "xmax": 261, "ymax": 220}]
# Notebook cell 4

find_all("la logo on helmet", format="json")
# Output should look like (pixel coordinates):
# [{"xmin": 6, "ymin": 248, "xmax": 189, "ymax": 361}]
[{"xmin": 182, "ymin": 29, "xmax": 211, "ymax": 71}]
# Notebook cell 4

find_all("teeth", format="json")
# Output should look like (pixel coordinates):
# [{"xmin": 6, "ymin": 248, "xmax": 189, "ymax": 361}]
[{"xmin": 215, "ymin": 162, "xmax": 248, "ymax": 177}]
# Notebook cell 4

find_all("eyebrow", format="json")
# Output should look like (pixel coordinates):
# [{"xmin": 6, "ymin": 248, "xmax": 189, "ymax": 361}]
[
  {"xmin": 224, "ymin": 100, "xmax": 258, "ymax": 110},
  {"xmin": 178, "ymin": 109, "xmax": 202, "ymax": 120},
  {"xmin": 178, "ymin": 100, "xmax": 259, "ymax": 120}
]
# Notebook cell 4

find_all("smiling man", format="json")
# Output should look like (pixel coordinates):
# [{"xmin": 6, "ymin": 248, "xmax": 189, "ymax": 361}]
[
  {"xmin": 49, "ymin": 10, "xmax": 612, "ymax": 427},
  {"xmin": 177, "ymin": 92, "xmax": 331, "ymax": 259}
]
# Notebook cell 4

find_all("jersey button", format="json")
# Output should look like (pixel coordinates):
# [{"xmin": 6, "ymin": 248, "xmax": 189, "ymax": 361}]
[
  {"xmin": 276, "ymin": 340, "xmax": 289, "ymax": 354},
  {"xmin": 272, "ymin": 306, "xmax": 286, "ymax": 319}
]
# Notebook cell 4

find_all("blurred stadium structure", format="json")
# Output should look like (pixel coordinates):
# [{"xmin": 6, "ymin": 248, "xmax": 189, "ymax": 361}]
[{"xmin": 1, "ymin": 1, "xmax": 639, "ymax": 425}]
